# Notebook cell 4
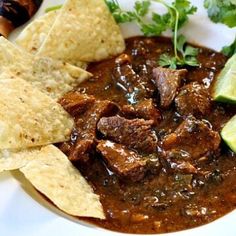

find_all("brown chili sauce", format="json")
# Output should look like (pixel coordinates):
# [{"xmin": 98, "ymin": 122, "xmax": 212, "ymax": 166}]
[{"xmin": 59, "ymin": 37, "xmax": 236, "ymax": 234}]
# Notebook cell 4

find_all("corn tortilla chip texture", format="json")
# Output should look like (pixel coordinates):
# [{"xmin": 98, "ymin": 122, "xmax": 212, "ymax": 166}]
[
  {"xmin": 15, "ymin": 11, "xmax": 87, "ymax": 69},
  {"xmin": 0, "ymin": 0, "xmax": 129, "ymax": 220},
  {"xmin": 0, "ymin": 37, "xmax": 91, "ymax": 99},
  {"xmin": 0, "ymin": 79, "xmax": 74, "ymax": 149},
  {"xmin": 0, "ymin": 147, "xmax": 39, "ymax": 172},
  {"xmin": 37, "ymin": 0, "xmax": 125, "ymax": 62},
  {"xmin": 20, "ymin": 145, "xmax": 105, "ymax": 219},
  {"xmin": 15, "ymin": 10, "xmax": 58, "ymax": 54}
]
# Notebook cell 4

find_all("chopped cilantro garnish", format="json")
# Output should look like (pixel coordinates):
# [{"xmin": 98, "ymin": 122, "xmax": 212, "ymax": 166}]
[
  {"xmin": 45, "ymin": 5, "xmax": 62, "ymax": 13},
  {"xmin": 222, "ymin": 37, "xmax": 236, "ymax": 57},
  {"xmin": 105, "ymin": 0, "xmax": 198, "ymax": 69},
  {"xmin": 204, "ymin": 0, "xmax": 236, "ymax": 28},
  {"xmin": 159, "ymin": 35, "xmax": 199, "ymax": 69}
]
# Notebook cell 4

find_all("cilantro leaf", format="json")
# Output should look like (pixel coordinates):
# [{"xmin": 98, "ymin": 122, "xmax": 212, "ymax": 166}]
[
  {"xmin": 159, "ymin": 54, "xmax": 178, "ymax": 69},
  {"xmin": 105, "ymin": 0, "xmax": 136, "ymax": 23},
  {"xmin": 106, "ymin": 0, "xmax": 197, "ymax": 34},
  {"xmin": 222, "ymin": 37, "xmax": 236, "ymax": 57},
  {"xmin": 45, "ymin": 4, "xmax": 62, "ymax": 13},
  {"xmin": 172, "ymin": 0, "xmax": 197, "ymax": 29},
  {"xmin": 140, "ymin": 12, "xmax": 168, "ymax": 36},
  {"xmin": 176, "ymin": 33, "xmax": 186, "ymax": 53},
  {"xmin": 105, "ymin": 0, "xmax": 198, "ymax": 68},
  {"xmin": 158, "ymin": 35, "xmax": 199, "ymax": 68},
  {"xmin": 204, "ymin": 0, "xmax": 236, "ymax": 27},
  {"xmin": 134, "ymin": 0, "xmax": 151, "ymax": 17}
]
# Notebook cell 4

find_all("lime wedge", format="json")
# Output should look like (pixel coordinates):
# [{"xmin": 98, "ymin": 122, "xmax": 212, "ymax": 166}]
[
  {"xmin": 213, "ymin": 54, "xmax": 236, "ymax": 103},
  {"xmin": 221, "ymin": 115, "xmax": 236, "ymax": 153}
]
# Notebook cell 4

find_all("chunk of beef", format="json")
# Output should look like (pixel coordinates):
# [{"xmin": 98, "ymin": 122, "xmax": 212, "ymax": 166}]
[
  {"xmin": 69, "ymin": 139, "xmax": 94, "ymax": 162},
  {"xmin": 58, "ymin": 142, "xmax": 72, "ymax": 156},
  {"xmin": 59, "ymin": 91, "xmax": 95, "ymax": 116},
  {"xmin": 97, "ymin": 140, "xmax": 147, "ymax": 182},
  {"xmin": 112, "ymin": 61, "xmax": 154, "ymax": 104},
  {"xmin": 172, "ymin": 161, "xmax": 197, "ymax": 174},
  {"xmin": 112, "ymin": 63, "xmax": 143, "ymax": 95},
  {"xmin": 162, "ymin": 116, "xmax": 221, "ymax": 160},
  {"xmin": 125, "ymin": 40, "xmax": 157, "ymax": 95},
  {"xmin": 153, "ymin": 67, "xmax": 187, "ymax": 108},
  {"xmin": 121, "ymin": 99, "xmax": 161, "ymax": 124},
  {"xmin": 69, "ymin": 100, "xmax": 119, "ymax": 162},
  {"xmin": 162, "ymin": 150, "xmax": 198, "ymax": 174},
  {"xmin": 97, "ymin": 116, "xmax": 158, "ymax": 154},
  {"xmin": 76, "ymin": 100, "xmax": 119, "ymax": 139},
  {"xmin": 175, "ymin": 82, "xmax": 211, "ymax": 117}
]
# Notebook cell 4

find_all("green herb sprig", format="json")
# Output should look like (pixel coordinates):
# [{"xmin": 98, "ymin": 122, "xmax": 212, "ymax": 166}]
[
  {"xmin": 45, "ymin": 4, "xmax": 62, "ymax": 13},
  {"xmin": 159, "ymin": 35, "xmax": 199, "ymax": 69},
  {"xmin": 204, "ymin": 0, "xmax": 236, "ymax": 56},
  {"xmin": 105, "ymin": 0, "xmax": 198, "ymax": 69},
  {"xmin": 204, "ymin": 0, "xmax": 236, "ymax": 28},
  {"xmin": 221, "ymin": 37, "xmax": 236, "ymax": 57}
]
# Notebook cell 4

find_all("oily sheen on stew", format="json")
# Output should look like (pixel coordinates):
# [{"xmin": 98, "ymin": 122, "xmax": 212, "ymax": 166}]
[{"xmin": 58, "ymin": 37, "xmax": 236, "ymax": 234}]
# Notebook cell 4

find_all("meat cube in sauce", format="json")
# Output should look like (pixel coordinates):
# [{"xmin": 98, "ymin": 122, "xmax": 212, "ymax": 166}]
[
  {"xmin": 56, "ymin": 37, "xmax": 236, "ymax": 234},
  {"xmin": 162, "ymin": 116, "xmax": 221, "ymax": 160},
  {"xmin": 97, "ymin": 140, "xmax": 147, "ymax": 182},
  {"xmin": 131, "ymin": 39, "xmax": 156, "ymax": 73},
  {"xmin": 112, "ymin": 61, "xmax": 143, "ymax": 94},
  {"xmin": 129, "ymin": 40, "xmax": 157, "ymax": 95},
  {"xmin": 121, "ymin": 99, "xmax": 161, "ymax": 124},
  {"xmin": 76, "ymin": 100, "xmax": 119, "ymax": 140},
  {"xmin": 59, "ymin": 91, "xmax": 95, "ymax": 116},
  {"xmin": 68, "ymin": 139, "xmax": 94, "ymax": 163},
  {"xmin": 60, "ymin": 94, "xmax": 119, "ymax": 162},
  {"xmin": 153, "ymin": 67, "xmax": 187, "ymax": 108},
  {"xmin": 97, "ymin": 116, "xmax": 158, "ymax": 154},
  {"xmin": 112, "ymin": 57, "xmax": 154, "ymax": 103},
  {"xmin": 163, "ymin": 150, "xmax": 198, "ymax": 174},
  {"xmin": 175, "ymin": 82, "xmax": 211, "ymax": 117}
]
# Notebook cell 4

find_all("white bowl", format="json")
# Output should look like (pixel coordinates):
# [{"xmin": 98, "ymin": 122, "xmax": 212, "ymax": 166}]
[{"xmin": 2, "ymin": 0, "xmax": 236, "ymax": 236}]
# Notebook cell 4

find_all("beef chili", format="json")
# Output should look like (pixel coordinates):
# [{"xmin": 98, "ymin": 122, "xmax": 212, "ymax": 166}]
[{"xmin": 58, "ymin": 36, "xmax": 236, "ymax": 234}]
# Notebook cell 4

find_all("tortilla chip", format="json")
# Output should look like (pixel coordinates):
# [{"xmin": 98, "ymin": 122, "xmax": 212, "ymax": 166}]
[
  {"xmin": 0, "ymin": 79, "xmax": 74, "ymax": 149},
  {"xmin": 0, "ymin": 37, "xmax": 91, "ymax": 99},
  {"xmin": 37, "ymin": 0, "xmax": 125, "ymax": 63},
  {"xmin": 15, "ymin": 11, "xmax": 87, "ymax": 69},
  {"xmin": 15, "ymin": 11, "xmax": 58, "ymax": 54},
  {"xmin": 0, "ymin": 147, "xmax": 39, "ymax": 172},
  {"xmin": 20, "ymin": 145, "xmax": 105, "ymax": 219}
]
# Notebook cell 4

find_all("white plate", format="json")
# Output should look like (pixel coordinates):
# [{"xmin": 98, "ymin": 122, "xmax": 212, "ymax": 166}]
[{"xmin": 1, "ymin": 0, "xmax": 236, "ymax": 236}]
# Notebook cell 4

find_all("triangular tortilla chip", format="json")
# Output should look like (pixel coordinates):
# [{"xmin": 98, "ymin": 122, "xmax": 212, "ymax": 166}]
[
  {"xmin": 0, "ymin": 37, "xmax": 91, "ymax": 99},
  {"xmin": 37, "ymin": 0, "xmax": 125, "ymax": 63},
  {"xmin": 16, "ymin": 11, "xmax": 58, "ymax": 54},
  {"xmin": 20, "ymin": 145, "xmax": 105, "ymax": 219},
  {"xmin": 0, "ymin": 144, "xmax": 105, "ymax": 219},
  {"xmin": 0, "ymin": 79, "xmax": 74, "ymax": 149},
  {"xmin": 0, "ymin": 147, "xmax": 39, "ymax": 172},
  {"xmin": 15, "ymin": 11, "xmax": 87, "ymax": 69}
]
